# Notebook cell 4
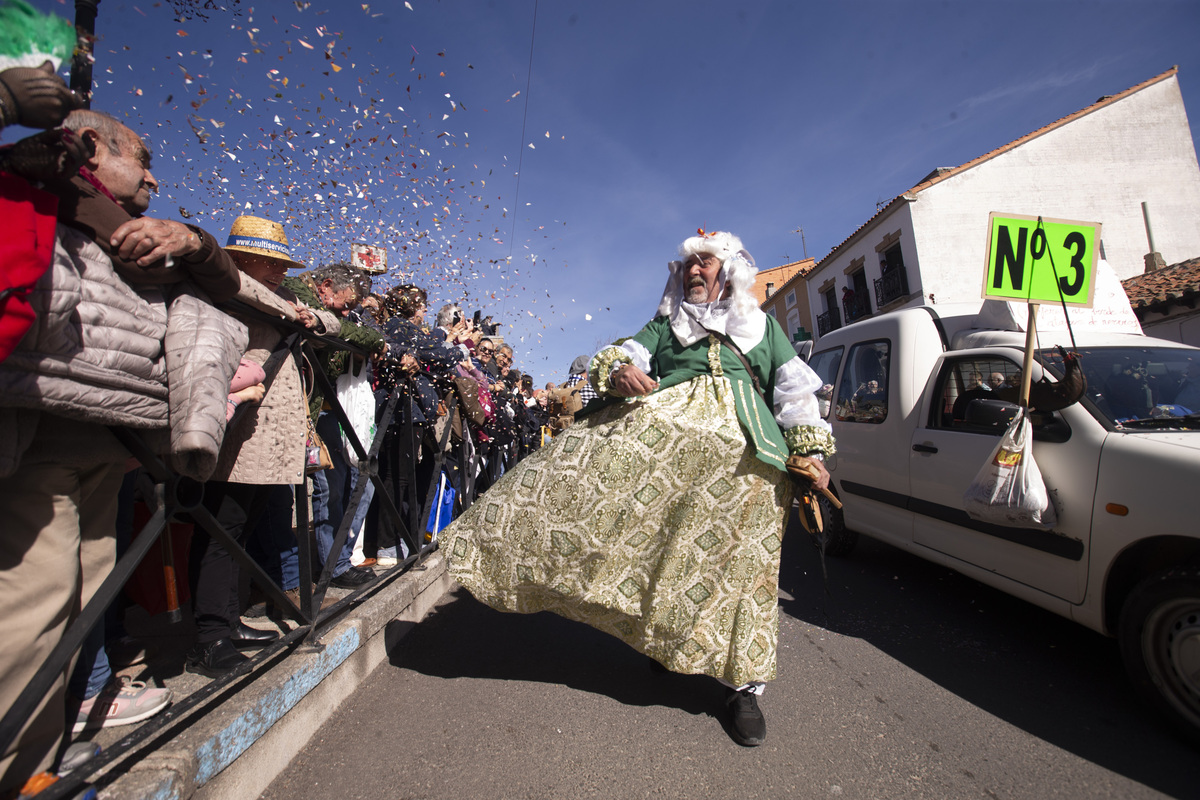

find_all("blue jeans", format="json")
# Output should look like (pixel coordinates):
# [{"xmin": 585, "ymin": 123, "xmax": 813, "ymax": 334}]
[
  {"xmin": 348, "ymin": 466, "xmax": 374, "ymax": 544},
  {"xmin": 312, "ymin": 412, "xmax": 354, "ymax": 578},
  {"xmin": 69, "ymin": 625, "xmax": 111, "ymax": 701}
]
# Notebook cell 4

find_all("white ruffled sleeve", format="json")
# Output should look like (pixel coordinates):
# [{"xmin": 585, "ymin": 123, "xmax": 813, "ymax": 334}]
[{"xmin": 774, "ymin": 355, "xmax": 832, "ymax": 434}]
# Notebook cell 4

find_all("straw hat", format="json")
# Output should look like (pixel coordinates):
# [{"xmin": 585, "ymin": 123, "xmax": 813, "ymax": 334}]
[{"xmin": 224, "ymin": 215, "xmax": 306, "ymax": 268}]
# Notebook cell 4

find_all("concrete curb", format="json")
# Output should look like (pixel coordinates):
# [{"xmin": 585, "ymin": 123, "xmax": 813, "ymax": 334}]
[{"xmin": 96, "ymin": 551, "xmax": 451, "ymax": 800}]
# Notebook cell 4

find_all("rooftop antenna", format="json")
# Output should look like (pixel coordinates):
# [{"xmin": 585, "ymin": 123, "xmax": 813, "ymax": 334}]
[{"xmin": 791, "ymin": 227, "xmax": 808, "ymax": 260}]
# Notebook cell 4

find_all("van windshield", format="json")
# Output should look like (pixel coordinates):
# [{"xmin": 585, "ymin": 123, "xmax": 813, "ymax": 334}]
[{"xmin": 1038, "ymin": 345, "xmax": 1200, "ymax": 428}]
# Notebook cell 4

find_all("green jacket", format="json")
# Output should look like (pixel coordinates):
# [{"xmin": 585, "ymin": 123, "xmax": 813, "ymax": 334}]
[
  {"xmin": 283, "ymin": 275, "xmax": 385, "ymax": 418},
  {"xmin": 588, "ymin": 315, "xmax": 835, "ymax": 471}
]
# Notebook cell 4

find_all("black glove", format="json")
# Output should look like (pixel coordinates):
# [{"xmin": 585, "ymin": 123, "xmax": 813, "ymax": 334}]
[
  {"xmin": 0, "ymin": 127, "xmax": 93, "ymax": 182},
  {"xmin": 0, "ymin": 62, "xmax": 81, "ymax": 130}
]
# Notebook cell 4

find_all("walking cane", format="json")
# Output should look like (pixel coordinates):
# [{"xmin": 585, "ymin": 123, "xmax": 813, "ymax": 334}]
[{"xmin": 160, "ymin": 522, "xmax": 182, "ymax": 623}]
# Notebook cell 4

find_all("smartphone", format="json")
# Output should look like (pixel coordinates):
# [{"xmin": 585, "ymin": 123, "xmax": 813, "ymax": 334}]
[{"xmin": 472, "ymin": 309, "xmax": 481, "ymax": 326}]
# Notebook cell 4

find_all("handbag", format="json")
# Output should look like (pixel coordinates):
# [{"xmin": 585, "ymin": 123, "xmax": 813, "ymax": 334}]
[
  {"xmin": 302, "ymin": 352, "xmax": 333, "ymax": 473},
  {"xmin": 786, "ymin": 454, "xmax": 843, "ymax": 535},
  {"xmin": 305, "ymin": 415, "xmax": 333, "ymax": 474},
  {"xmin": 453, "ymin": 376, "xmax": 488, "ymax": 426}
]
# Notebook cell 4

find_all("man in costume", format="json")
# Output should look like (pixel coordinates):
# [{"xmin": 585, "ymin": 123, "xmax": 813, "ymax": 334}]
[{"xmin": 445, "ymin": 230, "xmax": 834, "ymax": 746}]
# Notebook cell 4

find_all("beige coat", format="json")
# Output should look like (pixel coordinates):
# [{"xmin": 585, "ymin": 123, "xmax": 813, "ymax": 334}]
[{"xmin": 209, "ymin": 277, "xmax": 339, "ymax": 485}]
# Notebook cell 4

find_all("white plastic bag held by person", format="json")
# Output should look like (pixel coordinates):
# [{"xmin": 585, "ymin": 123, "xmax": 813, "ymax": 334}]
[
  {"xmin": 963, "ymin": 408, "xmax": 1057, "ymax": 529},
  {"xmin": 336, "ymin": 358, "xmax": 376, "ymax": 469}
]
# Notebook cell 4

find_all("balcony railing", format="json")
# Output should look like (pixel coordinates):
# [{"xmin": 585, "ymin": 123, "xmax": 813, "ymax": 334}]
[
  {"xmin": 817, "ymin": 306, "xmax": 841, "ymax": 336},
  {"xmin": 843, "ymin": 293, "xmax": 871, "ymax": 324},
  {"xmin": 874, "ymin": 266, "xmax": 910, "ymax": 308}
]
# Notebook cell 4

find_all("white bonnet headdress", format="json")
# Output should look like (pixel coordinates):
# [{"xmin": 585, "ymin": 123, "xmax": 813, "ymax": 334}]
[
  {"xmin": 656, "ymin": 230, "xmax": 759, "ymax": 320},
  {"xmin": 655, "ymin": 230, "xmax": 767, "ymax": 351}
]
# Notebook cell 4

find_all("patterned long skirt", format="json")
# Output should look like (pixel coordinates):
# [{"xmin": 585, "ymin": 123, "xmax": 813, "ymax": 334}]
[{"xmin": 444, "ymin": 374, "xmax": 792, "ymax": 685}]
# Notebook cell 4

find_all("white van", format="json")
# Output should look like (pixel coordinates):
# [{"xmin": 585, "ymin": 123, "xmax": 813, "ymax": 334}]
[{"xmin": 807, "ymin": 299, "xmax": 1200, "ymax": 745}]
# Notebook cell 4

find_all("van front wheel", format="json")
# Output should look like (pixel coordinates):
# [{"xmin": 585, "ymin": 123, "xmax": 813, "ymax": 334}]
[{"xmin": 1118, "ymin": 566, "xmax": 1200, "ymax": 748}]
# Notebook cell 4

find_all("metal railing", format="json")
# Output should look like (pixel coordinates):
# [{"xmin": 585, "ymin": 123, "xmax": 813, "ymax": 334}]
[
  {"xmin": 0, "ymin": 300, "xmax": 483, "ymax": 798},
  {"xmin": 874, "ymin": 266, "xmax": 910, "ymax": 308},
  {"xmin": 842, "ymin": 292, "xmax": 871, "ymax": 324},
  {"xmin": 817, "ymin": 306, "xmax": 842, "ymax": 336}
]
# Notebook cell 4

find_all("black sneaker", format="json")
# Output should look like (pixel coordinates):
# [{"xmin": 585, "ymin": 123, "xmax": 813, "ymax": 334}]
[
  {"xmin": 330, "ymin": 565, "xmax": 375, "ymax": 589},
  {"xmin": 726, "ymin": 688, "xmax": 766, "ymax": 746}
]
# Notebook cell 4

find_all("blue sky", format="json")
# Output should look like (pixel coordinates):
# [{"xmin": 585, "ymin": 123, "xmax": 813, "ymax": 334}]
[{"xmin": 9, "ymin": 0, "xmax": 1200, "ymax": 380}]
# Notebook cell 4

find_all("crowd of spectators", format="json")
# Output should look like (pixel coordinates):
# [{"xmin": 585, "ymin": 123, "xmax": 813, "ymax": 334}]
[{"xmin": 0, "ymin": 64, "xmax": 588, "ymax": 794}]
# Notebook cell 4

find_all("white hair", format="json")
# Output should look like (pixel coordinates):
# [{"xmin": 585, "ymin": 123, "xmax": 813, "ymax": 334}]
[{"xmin": 435, "ymin": 303, "xmax": 461, "ymax": 328}]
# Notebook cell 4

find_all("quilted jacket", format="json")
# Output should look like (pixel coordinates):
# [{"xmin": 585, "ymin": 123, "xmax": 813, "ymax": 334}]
[{"xmin": 0, "ymin": 224, "xmax": 248, "ymax": 480}]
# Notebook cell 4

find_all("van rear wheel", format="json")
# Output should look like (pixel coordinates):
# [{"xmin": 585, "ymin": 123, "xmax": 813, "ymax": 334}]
[{"xmin": 1118, "ymin": 566, "xmax": 1200, "ymax": 748}]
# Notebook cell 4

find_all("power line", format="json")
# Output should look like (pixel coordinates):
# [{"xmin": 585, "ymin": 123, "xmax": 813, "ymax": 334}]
[{"xmin": 505, "ymin": 0, "xmax": 539, "ymax": 296}]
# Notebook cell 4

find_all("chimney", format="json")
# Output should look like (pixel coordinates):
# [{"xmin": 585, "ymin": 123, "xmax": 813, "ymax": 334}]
[
  {"xmin": 1142, "ymin": 201, "xmax": 1166, "ymax": 273},
  {"xmin": 765, "ymin": 282, "xmax": 775, "ymax": 298}
]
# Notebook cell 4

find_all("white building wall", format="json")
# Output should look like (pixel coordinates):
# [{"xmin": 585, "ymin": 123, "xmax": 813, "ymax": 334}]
[
  {"xmin": 805, "ymin": 203, "xmax": 918, "ymax": 329},
  {"xmin": 805, "ymin": 73, "xmax": 1200, "ymax": 339},
  {"xmin": 912, "ymin": 74, "xmax": 1200, "ymax": 305},
  {"xmin": 1138, "ymin": 309, "xmax": 1200, "ymax": 347}
]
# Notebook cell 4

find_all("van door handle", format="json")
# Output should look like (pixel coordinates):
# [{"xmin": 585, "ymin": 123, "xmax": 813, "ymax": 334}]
[{"xmin": 912, "ymin": 443, "xmax": 938, "ymax": 454}]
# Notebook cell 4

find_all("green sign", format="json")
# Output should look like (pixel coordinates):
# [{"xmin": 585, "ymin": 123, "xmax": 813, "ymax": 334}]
[{"xmin": 983, "ymin": 213, "xmax": 1101, "ymax": 307}]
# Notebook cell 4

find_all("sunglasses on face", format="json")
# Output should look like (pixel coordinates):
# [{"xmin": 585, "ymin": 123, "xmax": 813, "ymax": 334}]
[{"xmin": 479, "ymin": 348, "xmax": 495, "ymax": 354}]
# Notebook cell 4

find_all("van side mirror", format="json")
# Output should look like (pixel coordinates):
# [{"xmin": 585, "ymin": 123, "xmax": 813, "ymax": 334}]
[{"xmin": 1030, "ymin": 411, "xmax": 1072, "ymax": 443}]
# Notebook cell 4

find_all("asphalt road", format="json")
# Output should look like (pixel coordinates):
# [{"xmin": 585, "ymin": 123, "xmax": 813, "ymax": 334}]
[{"xmin": 261, "ymin": 519, "xmax": 1200, "ymax": 800}]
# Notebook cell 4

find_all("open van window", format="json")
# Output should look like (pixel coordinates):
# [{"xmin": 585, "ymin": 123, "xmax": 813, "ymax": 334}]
[
  {"xmin": 933, "ymin": 357, "xmax": 1023, "ymax": 431},
  {"xmin": 835, "ymin": 340, "xmax": 890, "ymax": 424},
  {"xmin": 807, "ymin": 347, "xmax": 843, "ymax": 419}
]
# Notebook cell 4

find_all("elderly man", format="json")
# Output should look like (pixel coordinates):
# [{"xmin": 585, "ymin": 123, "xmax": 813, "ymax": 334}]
[
  {"xmin": 444, "ymin": 230, "xmax": 834, "ymax": 746},
  {"xmin": 283, "ymin": 264, "xmax": 386, "ymax": 588},
  {"xmin": 0, "ymin": 108, "xmax": 240, "ymax": 790}
]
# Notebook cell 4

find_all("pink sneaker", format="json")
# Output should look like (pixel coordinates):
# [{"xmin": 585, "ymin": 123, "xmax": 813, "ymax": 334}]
[{"xmin": 73, "ymin": 678, "xmax": 172, "ymax": 734}]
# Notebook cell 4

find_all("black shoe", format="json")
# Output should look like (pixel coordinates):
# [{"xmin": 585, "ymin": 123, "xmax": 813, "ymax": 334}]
[
  {"xmin": 330, "ymin": 565, "xmax": 375, "ymax": 589},
  {"xmin": 185, "ymin": 639, "xmax": 249, "ymax": 679},
  {"xmin": 726, "ymin": 689, "xmax": 766, "ymax": 746},
  {"xmin": 230, "ymin": 621, "xmax": 280, "ymax": 649}
]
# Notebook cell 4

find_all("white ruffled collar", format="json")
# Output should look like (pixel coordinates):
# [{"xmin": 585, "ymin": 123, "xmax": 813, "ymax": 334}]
[{"xmin": 669, "ymin": 296, "xmax": 766, "ymax": 353}]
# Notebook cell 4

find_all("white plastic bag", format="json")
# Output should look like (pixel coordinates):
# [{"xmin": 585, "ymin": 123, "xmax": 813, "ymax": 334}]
[
  {"xmin": 336, "ymin": 358, "xmax": 376, "ymax": 469},
  {"xmin": 963, "ymin": 408, "xmax": 1057, "ymax": 529}
]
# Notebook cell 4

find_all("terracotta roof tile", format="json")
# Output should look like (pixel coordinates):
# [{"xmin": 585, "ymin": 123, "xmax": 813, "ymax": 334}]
[
  {"xmin": 1121, "ymin": 256, "xmax": 1200, "ymax": 309},
  {"xmin": 752, "ymin": 258, "xmax": 814, "ymax": 304},
  {"xmin": 815, "ymin": 66, "xmax": 1181, "ymax": 270}
]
